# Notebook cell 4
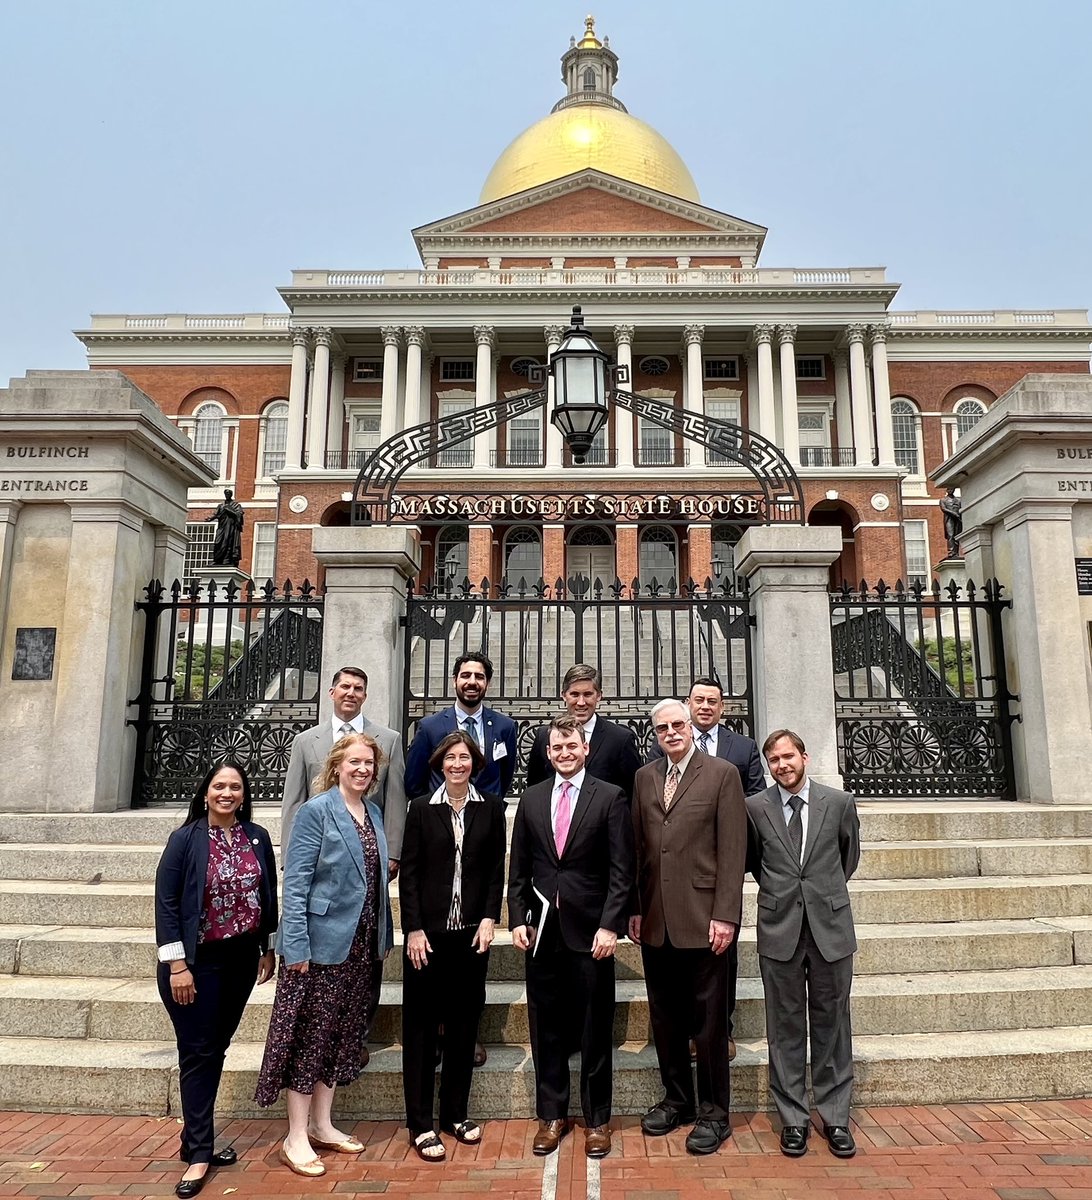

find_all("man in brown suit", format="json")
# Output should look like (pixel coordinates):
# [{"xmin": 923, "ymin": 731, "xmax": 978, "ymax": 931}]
[{"xmin": 629, "ymin": 698, "xmax": 747, "ymax": 1154}]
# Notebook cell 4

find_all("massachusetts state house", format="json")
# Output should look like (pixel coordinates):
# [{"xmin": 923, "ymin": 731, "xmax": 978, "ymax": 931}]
[{"xmin": 76, "ymin": 17, "xmax": 1092, "ymax": 594}]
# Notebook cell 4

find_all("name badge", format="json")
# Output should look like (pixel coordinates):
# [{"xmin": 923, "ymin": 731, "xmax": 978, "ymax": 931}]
[{"xmin": 493, "ymin": 742, "xmax": 508, "ymax": 761}]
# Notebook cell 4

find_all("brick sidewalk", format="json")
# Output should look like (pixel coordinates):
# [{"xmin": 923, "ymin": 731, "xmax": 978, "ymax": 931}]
[{"xmin": 2, "ymin": 1102, "xmax": 1091, "ymax": 1200}]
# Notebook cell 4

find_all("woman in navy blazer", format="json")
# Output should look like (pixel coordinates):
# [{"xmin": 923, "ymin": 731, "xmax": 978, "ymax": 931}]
[
  {"xmin": 154, "ymin": 759, "xmax": 278, "ymax": 1198},
  {"xmin": 255, "ymin": 733, "xmax": 393, "ymax": 1177}
]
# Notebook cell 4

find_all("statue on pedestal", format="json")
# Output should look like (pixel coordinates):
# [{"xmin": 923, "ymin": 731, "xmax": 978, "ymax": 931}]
[
  {"xmin": 205, "ymin": 488, "xmax": 245, "ymax": 566},
  {"xmin": 940, "ymin": 487, "xmax": 963, "ymax": 558}
]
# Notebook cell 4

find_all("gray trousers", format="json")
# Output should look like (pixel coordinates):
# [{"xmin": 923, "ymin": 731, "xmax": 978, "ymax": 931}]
[{"xmin": 758, "ymin": 917, "xmax": 854, "ymax": 1128}]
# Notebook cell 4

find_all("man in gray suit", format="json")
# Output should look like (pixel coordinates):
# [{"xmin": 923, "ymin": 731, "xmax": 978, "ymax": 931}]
[
  {"xmin": 281, "ymin": 666, "xmax": 407, "ymax": 877},
  {"xmin": 746, "ymin": 729, "xmax": 860, "ymax": 1160}
]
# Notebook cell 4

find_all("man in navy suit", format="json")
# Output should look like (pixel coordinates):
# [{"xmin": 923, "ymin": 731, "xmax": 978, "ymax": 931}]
[
  {"xmin": 525, "ymin": 664, "xmax": 642, "ymax": 799},
  {"xmin": 648, "ymin": 677, "xmax": 765, "ymax": 1060},
  {"xmin": 404, "ymin": 653, "xmax": 518, "ymax": 798}
]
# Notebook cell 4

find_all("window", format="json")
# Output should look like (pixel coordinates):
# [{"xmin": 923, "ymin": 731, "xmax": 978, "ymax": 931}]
[
  {"xmin": 797, "ymin": 409, "xmax": 830, "ymax": 465},
  {"xmin": 504, "ymin": 526, "xmax": 542, "ymax": 584},
  {"xmin": 712, "ymin": 524, "xmax": 744, "ymax": 584},
  {"xmin": 508, "ymin": 414, "xmax": 542, "ymax": 466},
  {"xmin": 192, "ymin": 402, "xmax": 226, "ymax": 475},
  {"xmin": 638, "ymin": 416, "xmax": 673, "ymax": 466},
  {"xmin": 510, "ymin": 357, "xmax": 542, "ymax": 378},
  {"xmin": 704, "ymin": 358, "xmax": 739, "ymax": 381},
  {"xmin": 639, "ymin": 355, "xmax": 670, "ymax": 377},
  {"xmin": 351, "ymin": 403, "xmax": 382, "ymax": 453},
  {"xmin": 260, "ymin": 401, "xmax": 289, "ymax": 477},
  {"xmin": 891, "ymin": 399, "xmax": 921, "ymax": 474},
  {"xmin": 903, "ymin": 520, "xmax": 929, "ymax": 586},
  {"xmin": 639, "ymin": 525, "xmax": 678, "ymax": 585},
  {"xmin": 183, "ymin": 522, "xmax": 216, "ymax": 584},
  {"xmin": 438, "ymin": 397, "xmax": 474, "ymax": 466},
  {"xmin": 705, "ymin": 396, "xmax": 740, "ymax": 465},
  {"xmin": 352, "ymin": 358, "xmax": 383, "ymax": 382},
  {"xmin": 583, "ymin": 66, "xmax": 596, "ymax": 90},
  {"xmin": 437, "ymin": 525, "xmax": 469, "ymax": 587},
  {"xmin": 440, "ymin": 358, "xmax": 475, "ymax": 382},
  {"xmin": 955, "ymin": 398, "xmax": 987, "ymax": 443},
  {"xmin": 795, "ymin": 355, "xmax": 826, "ymax": 380},
  {"xmin": 251, "ymin": 522, "xmax": 276, "ymax": 582}
]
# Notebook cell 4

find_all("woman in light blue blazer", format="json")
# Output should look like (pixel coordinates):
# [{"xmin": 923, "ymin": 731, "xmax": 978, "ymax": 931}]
[{"xmin": 255, "ymin": 733, "xmax": 393, "ymax": 1177}]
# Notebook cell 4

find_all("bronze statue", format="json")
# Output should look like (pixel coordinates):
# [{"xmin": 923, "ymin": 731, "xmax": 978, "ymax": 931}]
[
  {"xmin": 940, "ymin": 487, "xmax": 963, "ymax": 558},
  {"xmin": 205, "ymin": 488, "xmax": 245, "ymax": 566}
]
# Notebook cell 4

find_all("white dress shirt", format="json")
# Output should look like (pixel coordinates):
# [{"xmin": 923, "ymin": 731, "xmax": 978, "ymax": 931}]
[
  {"xmin": 332, "ymin": 713, "xmax": 363, "ymax": 739},
  {"xmin": 551, "ymin": 768, "xmax": 586, "ymax": 826},
  {"xmin": 694, "ymin": 724, "xmax": 719, "ymax": 756}
]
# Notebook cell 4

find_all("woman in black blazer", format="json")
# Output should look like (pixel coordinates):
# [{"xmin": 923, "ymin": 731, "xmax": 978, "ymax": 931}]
[
  {"xmin": 154, "ymin": 759, "xmax": 278, "ymax": 1198},
  {"xmin": 400, "ymin": 730, "xmax": 506, "ymax": 1162}
]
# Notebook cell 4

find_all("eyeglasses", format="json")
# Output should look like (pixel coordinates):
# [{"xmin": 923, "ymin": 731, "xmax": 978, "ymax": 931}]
[{"xmin": 653, "ymin": 719, "xmax": 690, "ymax": 734}]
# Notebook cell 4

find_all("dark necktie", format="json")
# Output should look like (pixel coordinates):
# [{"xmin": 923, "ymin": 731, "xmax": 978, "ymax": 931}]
[
  {"xmin": 698, "ymin": 730, "xmax": 712, "ymax": 755},
  {"xmin": 786, "ymin": 794, "xmax": 804, "ymax": 863}
]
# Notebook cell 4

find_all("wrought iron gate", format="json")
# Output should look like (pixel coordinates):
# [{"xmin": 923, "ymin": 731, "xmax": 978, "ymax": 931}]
[
  {"xmin": 830, "ymin": 579, "xmax": 1016, "ymax": 798},
  {"xmin": 129, "ymin": 578, "xmax": 324, "ymax": 806},
  {"xmin": 403, "ymin": 575, "xmax": 753, "ymax": 793}
]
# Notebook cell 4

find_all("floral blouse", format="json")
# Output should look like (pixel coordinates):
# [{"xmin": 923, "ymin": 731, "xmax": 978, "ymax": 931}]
[{"xmin": 199, "ymin": 823, "xmax": 263, "ymax": 943}]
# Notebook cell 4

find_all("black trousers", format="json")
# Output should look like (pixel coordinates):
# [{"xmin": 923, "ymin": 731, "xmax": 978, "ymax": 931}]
[
  {"xmin": 526, "ymin": 917, "xmax": 614, "ymax": 1127},
  {"xmin": 157, "ymin": 934, "xmax": 260, "ymax": 1164},
  {"xmin": 727, "ymin": 938, "xmax": 739, "ymax": 1039},
  {"xmin": 401, "ymin": 927, "xmax": 489, "ymax": 1135},
  {"xmin": 642, "ymin": 934, "xmax": 731, "ymax": 1121}
]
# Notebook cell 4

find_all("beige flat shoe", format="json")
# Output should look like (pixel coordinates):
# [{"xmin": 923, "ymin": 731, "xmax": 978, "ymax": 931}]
[
  {"xmin": 278, "ymin": 1144, "xmax": 326, "ymax": 1177},
  {"xmin": 308, "ymin": 1134, "xmax": 364, "ymax": 1153}
]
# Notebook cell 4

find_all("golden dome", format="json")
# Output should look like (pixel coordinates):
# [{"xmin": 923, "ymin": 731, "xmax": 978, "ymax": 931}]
[{"xmin": 480, "ymin": 104, "xmax": 700, "ymax": 205}]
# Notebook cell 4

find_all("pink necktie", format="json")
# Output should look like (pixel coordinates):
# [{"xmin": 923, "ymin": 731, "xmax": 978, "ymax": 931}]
[{"xmin": 554, "ymin": 780, "xmax": 573, "ymax": 856}]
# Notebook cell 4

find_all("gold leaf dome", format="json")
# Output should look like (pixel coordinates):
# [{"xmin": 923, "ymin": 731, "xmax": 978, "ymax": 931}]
[{"xmin": 480, "ymin": 104, "xmax": 700, "ymax": 205}]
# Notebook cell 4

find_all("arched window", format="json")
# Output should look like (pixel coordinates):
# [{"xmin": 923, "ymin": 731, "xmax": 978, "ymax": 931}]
[
  {"xmin": 504, "ymin": 526, "xmax": 542, "ymax": 585},
  {"xmin": 437, "ymin": 525, "xmax": 469, "ymax": 588},
  {"xmin": 639, "ymin": 525, "xmax": 678, "ymax": 585},
  {"xmin": 891, "ymin": 398, "xmax": 921, "ymax": 474},
  {"xmin": 955, "ymin": 398, "xmax": 987, "ymax": 442},
  {"xmin": 583, "ymin": 67, "xmax": 597, "ymax": 91},
  {"xmin": 192, "ymin": 402, "xmax": 225, "ymax": 475},
  {"xmin": 260, "ymin": 400, "xmax": 289, "ymax": 477},
  {"xmin": 712, "ymin": 524, "xmax": 745, "ymax": 584}
]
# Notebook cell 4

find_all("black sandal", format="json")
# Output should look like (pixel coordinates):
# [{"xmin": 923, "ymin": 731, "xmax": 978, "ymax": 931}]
[
  {"xmin": 442, "ymin": 1120, "xmax": 482, "ymax": 1145},
  {"xmin": 412, "ymin": 1131, "xmax": 446, "ymax": 1162}
]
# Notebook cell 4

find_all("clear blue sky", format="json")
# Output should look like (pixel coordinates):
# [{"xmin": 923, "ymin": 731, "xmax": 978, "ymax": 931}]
[{"xmin": 1, "ymin": 0, "xmax": 1090, "ymax": 384}]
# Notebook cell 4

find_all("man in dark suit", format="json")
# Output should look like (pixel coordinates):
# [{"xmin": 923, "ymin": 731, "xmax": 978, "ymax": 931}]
[
  {"xmin": 746, "ymin": 729, "xmax": 861, "ymax": 1160},
  {"xmin": 648, "ymin": 677, "xmax": 766, "ymax": 1060},
  {"xmin": 281, "ymin": 666, "xmax": 406, "ymax": 872},
  {"xmin": 524, "ymin": 664, "xmax": 642, "ymax": 798},
  {"xmin": 508, "ymin": 715, "xmax": 635, "ymax": 1159},
  {"xmin": 404, "ymin": 653, "xmax": 518, "ymax": 798},
  {"xmin": 630, "ymin": 699, "xmax": 746, "ymax": 1155}
]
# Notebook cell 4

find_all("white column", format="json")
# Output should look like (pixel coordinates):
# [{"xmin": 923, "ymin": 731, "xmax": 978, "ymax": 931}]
[
  {"xmin": 753, "ymin": 325, "xmax": 776, "ymax": 442},
  {"xmin": 777, "ymin": 324, "xmax": 800, "ymax": 466},
  {"xmin": 379, "ymin": 326, "xmax": 402, "ymax": 442},
  {"xmin": 683, "ymin": 324, "xmax": 704, "ymax": 414},
  {"xmin": 473, "ymin": 325, "xmax": 496, "ymax": 467},
  {"xmin": 847, "ymin": 324, "xmax": 873, "ymax": 466},
  {"xmin": 306, "ymin": 328, "xmax": 331, "ymax": 470},
  {"xmin": 833, "ymin": 350, "xmax": 851, "ymax": 467},
  {"xmin": 403, "ymin": 327, "xmax": 426, "ymax": 429},
  {"xmin": 286, "ymin": 328, "xmax": 309, "ymax": 470},
  {"xmin": 870, "ymin": 324, "xmax": 896, "ymax": 468},
  {"xmin": 544, "ymin": 324, "xmax": 565, "ymax": 468},
  {"xmin": 326, "ymin": 355, "xmax": 346, "ymax": 466},
  {"xmin": 613, "ymin": 324, "xmax": 635, "ymax": 469}
]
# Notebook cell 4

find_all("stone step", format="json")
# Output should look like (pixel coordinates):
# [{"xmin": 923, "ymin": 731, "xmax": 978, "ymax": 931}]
[
  {"xmin": 1, "ymin": 916, "xmax": 1083, "ymax": 980},
  {"xmin": 4, "ymin": 965, "xmax": 1092, "ymax": 1045},
  {"xmin": 6, "ymin": 874, "xmax": 1092, "ymax": 929},
  {"xmin": 3, "ymin": 1024, "xmax": 1092, "ymax": 1117}
]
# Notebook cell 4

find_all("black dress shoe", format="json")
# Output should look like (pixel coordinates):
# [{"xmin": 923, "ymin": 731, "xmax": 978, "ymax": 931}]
[
  {"xmin": 823, "ymin": 1124, "xmax": 856, "ymax": 1158},
  {"xmin": 779, "ymin": 1125, "xmax": 809, "ymax": 1157},
  {"xmin": 174, "ymin": 1176, "xmax": 207, "ymax": 1199},
  {"xmin": 685, "ymin": 1118, "xmax": 730, "ymax": 1155},
  {"xmin": 640, "ymin": 1101, "xmax": 695, "ymax": 1136},
  {"xmin": 209, "ymin": 1148, "xmax": 237, "ymax": 1167}
]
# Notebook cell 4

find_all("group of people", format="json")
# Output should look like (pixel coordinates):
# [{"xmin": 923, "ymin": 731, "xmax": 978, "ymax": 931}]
[{"xmin": 153, "ymin": 655, "xmax": 860, "ymax": 1195}]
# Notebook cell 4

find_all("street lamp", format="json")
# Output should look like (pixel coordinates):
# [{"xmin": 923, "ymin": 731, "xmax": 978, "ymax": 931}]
[
  {"xmin": 547, "ymin": 306, "xmax": 612, "ymax": 464},
  {"xmin": 443, "ymin": 551, "xmax": 460, "ymax": 590},
  {"xmin": 711, "ymin": 552, "xmax": 725, "ymax": 581}
]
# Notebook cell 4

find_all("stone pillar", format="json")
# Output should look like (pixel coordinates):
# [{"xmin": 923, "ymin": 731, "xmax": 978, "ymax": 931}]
[
  {"xmin": 753, "ymin": 325, "xmax": 776, "ymax": 442},
  {"xmin": 403, "ymin": 327, "xmax": 426, "ymax": 430},
  {"xmin": 474, "ymin": 325, "xmax": 496, "ymax": 468},
  {"xmin": 683, "ymin": 324, "xmax": 704, "ymax": 414},
  {"xmin": 735, "ymin": 526, "xmax": 843, "ymax": 783},
  {"xmin": 0, "ymin": 501, "xmax": 22, "ymax": 646},
  {"xmin": 613, "ymin": 324, "xmax": 635, "ymax": 468},
  {"xmin": 847, "ymin": 324, "xmax": 873, "ymax": 466},
  {"xmin": 544, "ymin": 324, "xmax": 565, "ymax": 469},
  {"xmin": 379, "ymin": 326, "xmax": 402, "ymax": 442},
  {"xmin": 871, "ymin": 324, "xmax": 896, "ymax": 469},
  {"xmin": 286, "ymin": 327, "xmax": 309, "ymax": 470},
  {"xmin": 326, "ymin": 354, "xmax": 346, "ymax": 466},
  {"xmin": 312, "ymin": 526, "xmax": 421, "ymax": 730},
  {"xmin": 777, "ymin": 324, "xmax": 800, "ymax": 466},
  {"xmin": 833, "ymin": 349, "xmax": 851, "ymax": 463},
  {"xmin": 306, "ymin": 327, "xmax": 331, "ymax": 470}
]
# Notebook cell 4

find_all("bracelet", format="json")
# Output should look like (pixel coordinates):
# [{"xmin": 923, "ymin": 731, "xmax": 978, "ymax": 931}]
[{"xmin": 170, "ymin": 966, "xmax": 190, "ymax": 976}]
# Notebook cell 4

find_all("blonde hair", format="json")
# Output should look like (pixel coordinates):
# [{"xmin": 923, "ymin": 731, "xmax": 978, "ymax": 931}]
[{"xmin": 313, "ymin": 732, "xmax": 385, "ymax": 795}]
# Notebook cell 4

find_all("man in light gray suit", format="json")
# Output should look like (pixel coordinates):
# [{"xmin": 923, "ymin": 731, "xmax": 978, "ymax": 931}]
[
  {"xmin": 281, "ymin": 666, "xmax": 407, "ymax": 877},
  {"xmin": 746, "ymin": 729, "xmax": 860, "ymax": 1160}
]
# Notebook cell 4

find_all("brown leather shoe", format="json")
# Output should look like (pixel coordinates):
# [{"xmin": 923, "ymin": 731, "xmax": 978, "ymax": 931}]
[
  {"xmin": 584, "ymin": 1124, "xmax": 611, "ymax": 1157},
  {"xmin": 360, "ymin": 1045, "xmax": 370, "ymax": 1067},
  {"xmin": 473, "ymin": 1041, "xmax": 487, "ymax": 1067},
  {"xmin": 532, "ymin": 1119, "xmax": 568, "ymax": 1155},
  {"xmin": 728, "ymin": 1038, "xmax": 736, "ymax": 1061}
]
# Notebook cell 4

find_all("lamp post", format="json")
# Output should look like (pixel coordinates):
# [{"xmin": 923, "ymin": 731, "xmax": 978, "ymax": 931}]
[
  {"xmin": 444, "ymin": 551, "xmax": 460, "ymax": 592},
  {"xmin": 543, "ymin": 306, "xmax": 617, "ymax": 464},
  {"xmin": 711, "ymin": 552, "xmax": 725, "ymax": 583}
]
